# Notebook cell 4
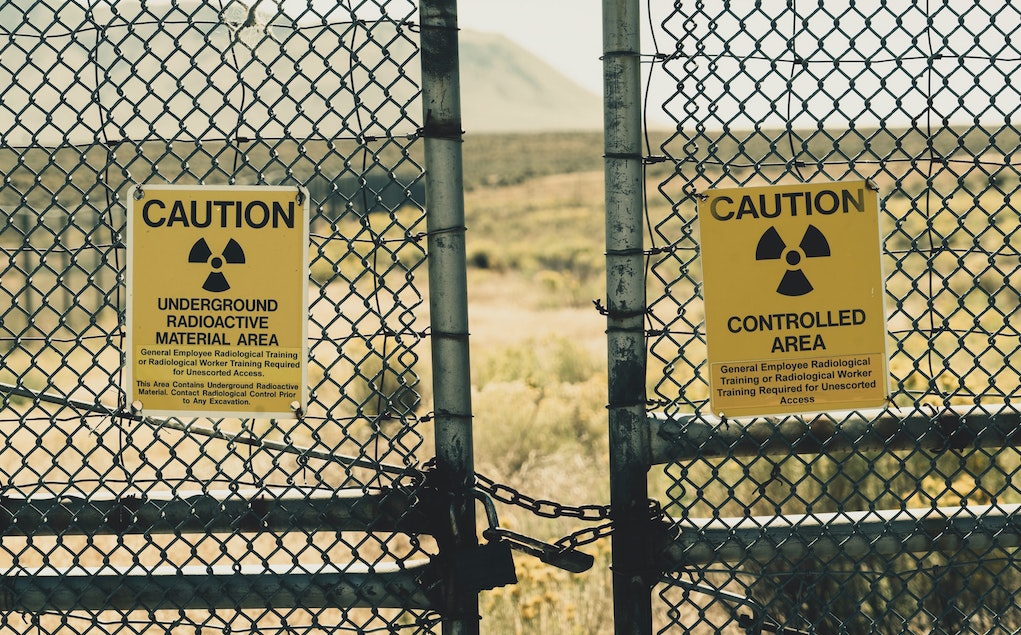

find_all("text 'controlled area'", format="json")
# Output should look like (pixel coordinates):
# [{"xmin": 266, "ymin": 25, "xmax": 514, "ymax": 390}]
[{"xmin": 726, "ymin": 308, "xmax": 866, "ymax": 352}]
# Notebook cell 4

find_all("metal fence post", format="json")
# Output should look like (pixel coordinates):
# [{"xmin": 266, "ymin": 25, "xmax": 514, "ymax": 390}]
[
  {"xmin": 419, "ymin": 1, "xmax": 479, "ymax": 633},
  {"xmin": 603, "ymin": 0, "xmax": 653, "ymax": 633}
]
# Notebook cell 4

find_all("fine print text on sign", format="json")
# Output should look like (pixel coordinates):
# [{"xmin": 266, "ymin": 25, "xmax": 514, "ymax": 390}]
[
  {"xmin": 126, "ymin": 185, "xmax": 310, "ymax": 419},
  {"xmin": 698, "ymin": 180, "xmax": 889, "ymax": 417}
]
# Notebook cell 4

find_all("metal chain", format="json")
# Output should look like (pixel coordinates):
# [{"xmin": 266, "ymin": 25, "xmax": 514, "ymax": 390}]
[
  {"xmin": 418, "ymin": 463, "xmax": 667, "ymax": 565},
  {"xmin": 474, "ymin": 471, "xmax": 668, "ymax": 555},
  {"xmin": 474, "ymin": 471, "xmax": 612, "ymax": 521},
  {"xmin": 552, "ymin": 499, "xmax": 666, "ymax": 551},
  {"xmin": 553, "ymin": 520, "xmax": 615, "ymax": 551}
]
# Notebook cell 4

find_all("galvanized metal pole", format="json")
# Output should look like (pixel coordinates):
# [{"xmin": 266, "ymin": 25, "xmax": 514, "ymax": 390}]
[
  {"xmin": 418, "ymin": 1, "xmax": 479, "ymax": 633},
  {"xmin": 603, "ymin": 0, "xmax": 653, "ymax": 633}
]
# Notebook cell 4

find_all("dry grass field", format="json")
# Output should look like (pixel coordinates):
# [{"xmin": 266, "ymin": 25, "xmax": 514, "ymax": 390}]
[{"xmin": 459, "ymin": 169, "xmax": 615, "ymax": 633}]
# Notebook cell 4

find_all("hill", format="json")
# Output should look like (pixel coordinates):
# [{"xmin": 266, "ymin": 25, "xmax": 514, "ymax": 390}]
[{"xmin": 458, "ymin": 31, "xmax": 603, "ymax": 133}]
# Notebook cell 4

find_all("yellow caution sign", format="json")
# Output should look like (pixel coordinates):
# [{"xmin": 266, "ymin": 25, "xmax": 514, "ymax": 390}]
[
  {"xmin": 698, "ymin": 180, "xmax": 888, "ymax": 417},
  {"xmin": 126, "ymin": 185, "xmax": 309, "ymax": 419}
]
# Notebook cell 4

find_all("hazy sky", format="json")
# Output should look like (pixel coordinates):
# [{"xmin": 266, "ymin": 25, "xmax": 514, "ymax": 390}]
[
  {"xmin": 455, "ymin": 1, "xmax": 676, "ymax": 127},
  {"xmin": 55, "ymin": 1, "xmax": 1010, "ymax": 132},
  {"xmin": 455, "ymin": 1, "xmax": 1021, "ymax": 132}
]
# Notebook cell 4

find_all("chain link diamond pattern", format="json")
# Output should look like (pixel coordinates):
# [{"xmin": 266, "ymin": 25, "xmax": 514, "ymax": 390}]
[
  {"xmin": 1, "ymin": 0, "xmax": 438, "ymax": 631},
  {"xmin": 652, "ymin": 1, "xmax": 1021, "ymax": 632}
]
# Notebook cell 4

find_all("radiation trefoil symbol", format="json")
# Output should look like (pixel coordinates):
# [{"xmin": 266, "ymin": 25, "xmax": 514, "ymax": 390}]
[
  {"xmin": 755, "ymin": 224, "xmax": 830, "ymax": 296},
  {"xmin": 188, "ymin": 238, "xmax": 245, "ymax": 292}
]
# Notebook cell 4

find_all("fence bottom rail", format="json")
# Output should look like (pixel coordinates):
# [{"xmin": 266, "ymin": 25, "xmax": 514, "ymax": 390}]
[
  {"xmin": 0, "ymin": 561, "xmax": 439, "ymax": 612},
  {"xmin": 664, "ymin": 503, "xmax": 1021, "ymax": 567}
]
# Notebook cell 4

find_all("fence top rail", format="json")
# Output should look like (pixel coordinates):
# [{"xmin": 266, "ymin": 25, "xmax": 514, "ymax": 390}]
[
  {"xmin": 8, "ymin": 559, "xmax": 434, "ymax": 578},
  {"xmin": 0, "ymin": 485, "xmax": 399, "ymax": 501},
  {"xmin": 649, "ymin": 403, "xmax": 1021, "ymax": 464},
  {"xmin": 0, "ymin": 486, "xmax": 429, "ymax": 536}
]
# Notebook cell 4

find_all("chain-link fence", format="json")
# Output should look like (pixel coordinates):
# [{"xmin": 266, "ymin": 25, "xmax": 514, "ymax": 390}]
[
  {"xmin": 0, "ymin": 0, "xmax": 444, "ymax": 631},
  {"xmin": 650, "ymin": 1, "xmax": 1021, "ymax": 633},
  {"xmin": 13, "ymin": 0, "xmax": 1021, "ymax": 632}
]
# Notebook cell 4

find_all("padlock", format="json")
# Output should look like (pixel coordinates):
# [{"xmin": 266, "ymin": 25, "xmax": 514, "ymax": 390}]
[{"xmin": 453, "ymin": 540, "xmax": 518, "ymax": 592}]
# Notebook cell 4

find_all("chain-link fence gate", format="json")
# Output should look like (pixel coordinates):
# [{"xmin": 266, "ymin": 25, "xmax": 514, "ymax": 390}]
[
  {"xmin": 641, "ymin": 1, "xmax": 1021, "ymax": 633},
  {"xmin": 9, "ymin": 0, "xmax": 1021, "ymax": 633},
  {"xmin": 0, "ymin": 0, "xmax": 484, "ymax": 632}
]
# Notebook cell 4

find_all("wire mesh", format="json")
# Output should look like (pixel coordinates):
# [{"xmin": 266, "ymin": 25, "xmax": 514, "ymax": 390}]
[
  {"xmin": 1, "ymin": 0, "xmax": 439, "ymax": 631},
  {"xmin": 651, "ymin": 1, "xmax": 1021, "ymax": 632}
]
